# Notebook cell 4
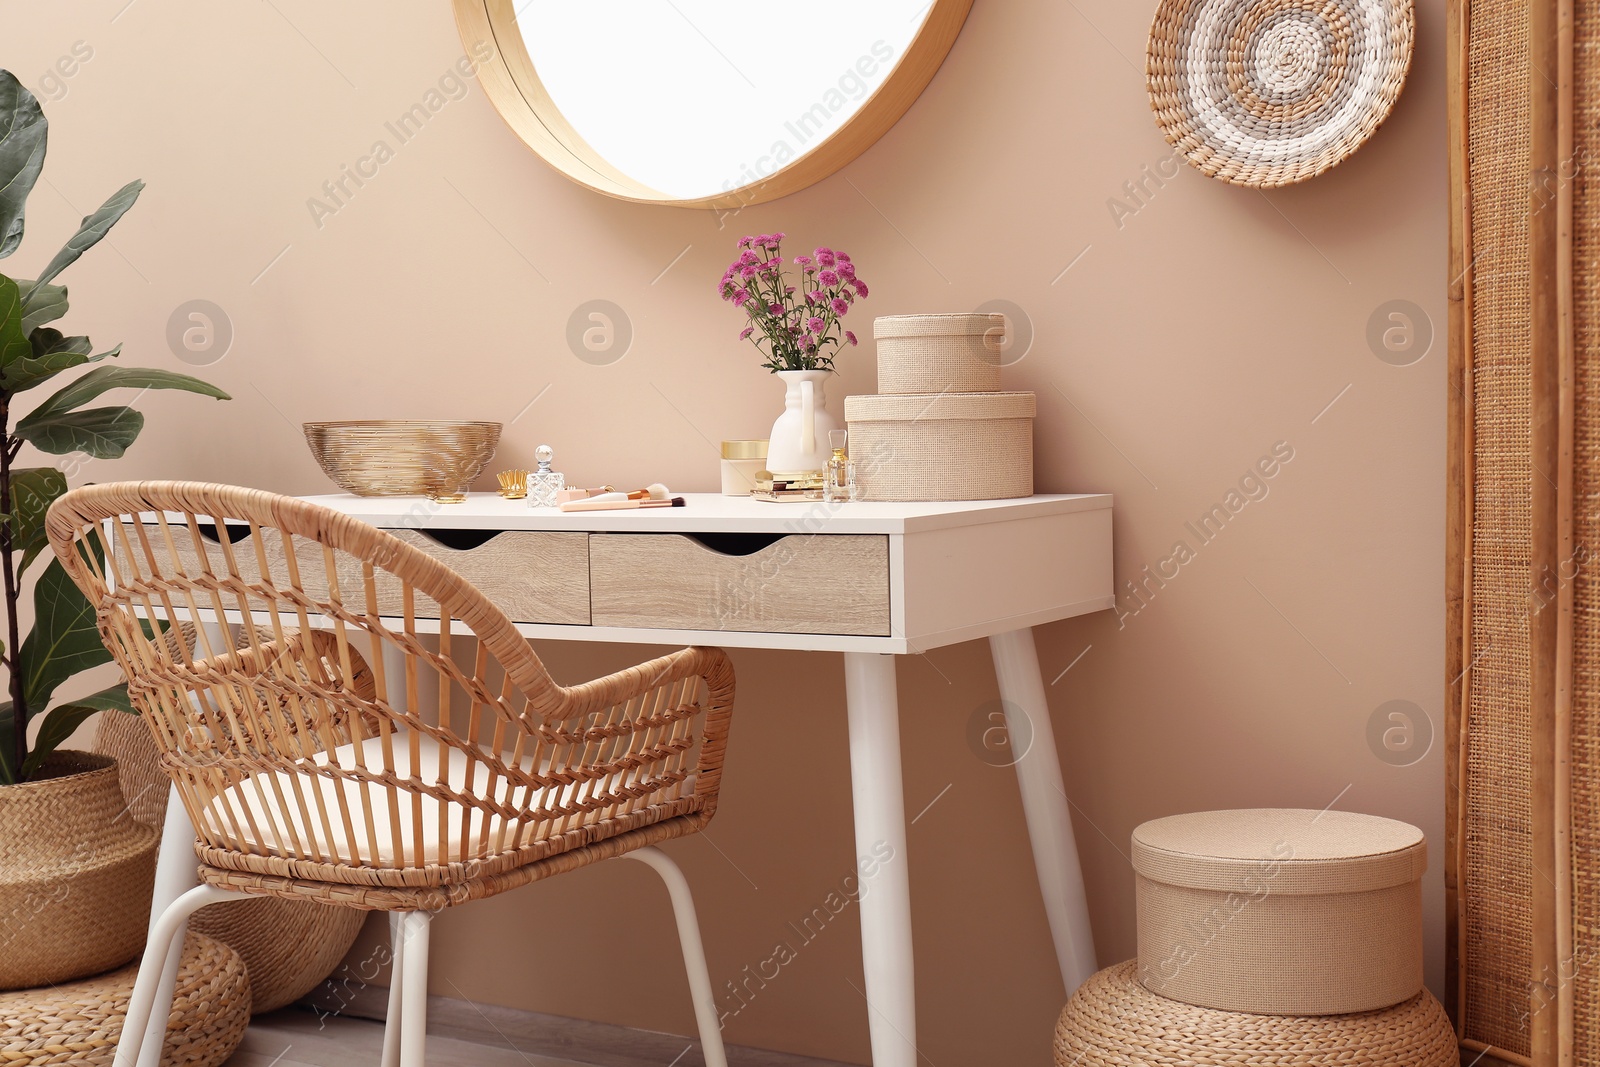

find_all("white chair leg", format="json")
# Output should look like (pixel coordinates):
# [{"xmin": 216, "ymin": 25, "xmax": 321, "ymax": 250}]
[
  {"xmin": 114, "ymin": 884, "xmax": 249, "ymax": 1067},
  {"xmin": 398, "ymin": 911, "xmax": 431, "ymax": 1067},
  {"xmin": 381, "ymin": 912, "xmax": 406, "ymax": 1067},
  {"xmin": 624, "ymin": 846, "xmax": 728, "ymax": 1067}
]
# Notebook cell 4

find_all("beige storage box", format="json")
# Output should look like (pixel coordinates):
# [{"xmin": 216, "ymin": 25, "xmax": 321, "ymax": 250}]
[
  {"xmin": 1133, "ymin": 808, "xmax": 1427, "ymax": 1016},
  {"xmin": 844, "ymin": 391, "xmax": 1034, "ymax": 502},
  {"xmin": 874, "ymin": 313, "xmax": 1005, "ymax": 394}
]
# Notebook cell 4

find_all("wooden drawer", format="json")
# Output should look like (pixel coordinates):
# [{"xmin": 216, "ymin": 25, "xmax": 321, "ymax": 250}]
[
  {"xmin": 131, "ymin": 524, "xmax": 590, "ymax": 626},
  {"xmin": 588, "ymin": 533, "xmax": 890, "ymax": 635},
  {"xmin": 385, "ymin": 530, "xmax": 589, "ymax": 625}
]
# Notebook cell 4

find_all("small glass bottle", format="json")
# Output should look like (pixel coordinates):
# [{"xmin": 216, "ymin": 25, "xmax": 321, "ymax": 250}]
[
  {"xmin": 824, "ymin": 430, "xmax": 857, "ymax": 502},
  {"xmin": 528, "ymin": 444, "xmax": 565, "ymax": 508}
]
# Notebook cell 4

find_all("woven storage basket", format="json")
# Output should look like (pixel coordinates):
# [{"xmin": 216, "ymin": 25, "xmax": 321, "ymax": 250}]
[
  {"xmin": 1133, "ymin": 808, "xmax": 1426, "ymax": 1015},
  {"xmin": 0, "ymin": 932, "xmax": 249, "ymax": 1067},
  {"xmin": 1054, "ymin": 961, "xmax": 1457, "ymax": 1067},
  {"xmin": 844, "ymin": 391, "xmax": 1034, "ymax": 502},
  {"xmin": 98, "ymin": 700, "xmax": 366, "ymax": 1014},
  {"xmin": 0, "ymin": 751, "xmax": 158, "ymax": 991},
  {"xmin": 873, "ymin": 313, "xmax": 1005, "ymax": 395},
  {"xmin": 1146, "ymin": 0, "xmax": 1416, "ymax": 188}
]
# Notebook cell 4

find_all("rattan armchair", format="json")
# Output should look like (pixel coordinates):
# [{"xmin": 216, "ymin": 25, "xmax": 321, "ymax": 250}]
[{"xmin": 45, "ymin": 482, "xmax": 736, "ymax": 1067}]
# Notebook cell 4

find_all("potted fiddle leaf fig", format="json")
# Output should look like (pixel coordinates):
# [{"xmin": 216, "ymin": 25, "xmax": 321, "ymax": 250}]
[{"xmin": 0, "ymin": 69, "xmax": 230, "ymax": 991}]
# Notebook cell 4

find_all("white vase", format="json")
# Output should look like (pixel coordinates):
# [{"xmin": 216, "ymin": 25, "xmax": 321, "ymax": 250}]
[{"xmin": 765, "ymin": 369, "xmax": 840, "ymax": 475}]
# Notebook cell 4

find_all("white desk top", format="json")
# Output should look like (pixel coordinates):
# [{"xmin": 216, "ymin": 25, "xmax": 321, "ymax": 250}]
[{"xmin": 297, "ymin": 492, "xmax": 1113, "ymax": 536}]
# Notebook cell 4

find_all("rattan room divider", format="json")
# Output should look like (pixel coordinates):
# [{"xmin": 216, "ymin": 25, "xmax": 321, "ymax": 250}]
[{"xmin": 1447, "ymin": 0, "xmax": 1599, "ymax": 1062}]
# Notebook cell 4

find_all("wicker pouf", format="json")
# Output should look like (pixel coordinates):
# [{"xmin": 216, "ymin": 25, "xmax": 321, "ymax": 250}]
[
  {"xmin": 0, "ymin": 932, "xmax": 250, "ymax": 1067},
  {"xmin": 98, "ymin": 708, "xmax": 366, "ymax": 1013},
  {"xmin": 1055, "ymin": 961, "xmax": 1457, "ymax": 1067},
  {"xmin": 1133, "ymin": 808, "xmax": 1426, "ymax": 1015}
]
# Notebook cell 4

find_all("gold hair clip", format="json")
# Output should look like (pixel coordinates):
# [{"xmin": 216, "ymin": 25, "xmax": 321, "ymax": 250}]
[{"xmin": 497, "ymin": 469, "xmax": 529, "ymax": 499}]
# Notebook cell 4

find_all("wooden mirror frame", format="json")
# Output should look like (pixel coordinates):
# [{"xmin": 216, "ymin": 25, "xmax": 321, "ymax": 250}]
[{"xmin": 453, "ymin": 0, "xmax": 975, "ymax": 210}]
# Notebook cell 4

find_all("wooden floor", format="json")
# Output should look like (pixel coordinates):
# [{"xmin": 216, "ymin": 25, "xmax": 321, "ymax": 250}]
[
  {"xmin": 227, "ymin": 1009, "xmax": 590, "ymax": 1067},
  {"xmin": 225, "ymin": 1002, "xmax": 855, "ymax": 1067}
]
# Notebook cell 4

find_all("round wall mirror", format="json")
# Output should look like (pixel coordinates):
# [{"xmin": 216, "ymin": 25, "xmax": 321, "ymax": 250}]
[{"xmin": 454, "ymin": 0, "xmax": 974, "ymax": 209}]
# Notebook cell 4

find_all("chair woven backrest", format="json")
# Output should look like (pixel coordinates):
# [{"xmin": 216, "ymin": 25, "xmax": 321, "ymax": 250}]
[{"xmin": 46, "ymin": 482, "xmax": 733, "ymax": 889}]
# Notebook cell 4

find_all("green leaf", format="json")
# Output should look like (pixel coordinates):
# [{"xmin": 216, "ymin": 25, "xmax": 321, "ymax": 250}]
[
  {"xmin": 0, "ymin": 274, "xmax": 32, "ymax": 374},
  {"xmin": 0, "ymin": 328, "xmax": 104, "ymax": 394},
  {"xmin": 0, "ymin": 73, "xmax": 47, "ymax": 260},
  {"xmin": 18, "ymin": 552, "xmax": 113, "ymax": 713},
  {"xmin": 18, "ymin": 279, "xmax": 66, "ymax": 333},
  {"xmin": 22, "ymin": 179, "xmax": 142, "ymax": 297},
  {"xmin": 19, "ymin": 703, "xmax": 101, "ymax": 779},
  {"xmin": 13, "ymin": 404, "xmax": 143, "ymax": 458},
  {"xmin": 21, "ymin": 365, "xmax": 230, "ymax": 424},
  {"xmin": 68, "ymin": 682, "xmax": 134, "ymax": 714},
  {"xmin": 7, "ymin": 466, "xmax": 66, "ymax": 576}
]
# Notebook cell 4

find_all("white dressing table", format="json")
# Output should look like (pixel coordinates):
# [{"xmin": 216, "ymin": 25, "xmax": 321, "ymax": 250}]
[{"xmin": 141, "ymin": 491, "xmax": 1113, "ymax": 1066}]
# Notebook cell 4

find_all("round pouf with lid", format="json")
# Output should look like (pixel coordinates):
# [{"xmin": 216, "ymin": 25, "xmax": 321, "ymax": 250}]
[
  {"xmin": 1054, "ymin": 962, "xmax": 1457, "ymax": 1067},
  {"xmin": 1133, "ymin": 808, "xmax": 1427, "ymax": 1015}
]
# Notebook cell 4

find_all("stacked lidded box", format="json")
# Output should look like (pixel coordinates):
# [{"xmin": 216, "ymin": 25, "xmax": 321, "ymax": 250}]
[{"xmin": 844, "ymin": 313, "xmax": 1036, "ymax": 501}]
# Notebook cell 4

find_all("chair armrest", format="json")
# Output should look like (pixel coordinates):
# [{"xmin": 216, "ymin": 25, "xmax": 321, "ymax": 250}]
[{"xmin": 552, "ymin": 645, "xmax": 736, "ymax": 817}]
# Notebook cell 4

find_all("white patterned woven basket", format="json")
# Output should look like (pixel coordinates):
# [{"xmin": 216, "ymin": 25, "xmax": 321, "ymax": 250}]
[
  {"xmin": 1146, "ymin": 0, "xmax": 1415, "ymax": 187},
  {"xmin": 1134, "ymin": 808, "xmax": 1427, "ymax": 1015},
  {"xmin": 873, "ymin": 314, "xmax": 1005, "ymax": 395},
  {"xmin": 844, "ymin": 391, "xmax": 1034, "ymax": 502}
]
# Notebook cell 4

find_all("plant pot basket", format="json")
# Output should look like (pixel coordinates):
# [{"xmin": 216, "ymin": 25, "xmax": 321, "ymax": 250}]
[{"xmin": 0, "ymin": 751, "xmax": 157, "ymax": 990}]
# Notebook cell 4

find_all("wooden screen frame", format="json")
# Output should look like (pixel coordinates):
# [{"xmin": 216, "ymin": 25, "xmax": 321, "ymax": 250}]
[
  {"xmin": 453, "ymin": 0, "xmax": 976, "ymax": 210},
  {"xmin": 1446, "ymin": 0, "xmax": 1578, "ymax": 1061}
]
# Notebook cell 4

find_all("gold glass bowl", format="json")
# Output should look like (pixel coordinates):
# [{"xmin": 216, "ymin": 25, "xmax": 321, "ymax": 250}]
[{"xmin": 303, "ymin": 421, "xmax": 502, "ymax": 498}]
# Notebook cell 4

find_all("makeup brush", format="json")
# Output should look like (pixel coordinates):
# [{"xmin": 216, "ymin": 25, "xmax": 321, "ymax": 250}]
[
  {"xmin": 559, "ymin": 496, "xmax": 686, "ymax": 513},
  {"xmin": 625, "ymin": 483, "xmax": 672, "ymax": 500}
]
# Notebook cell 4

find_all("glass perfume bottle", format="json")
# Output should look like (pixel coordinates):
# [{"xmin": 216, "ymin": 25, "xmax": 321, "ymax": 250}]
[
  {"xmin": 528, "ymin": 444, "xmax": 565, "ymax": 508},
  {"xmin": 824, "ymin": 430, "xmax": 857, "ymax": 502}
]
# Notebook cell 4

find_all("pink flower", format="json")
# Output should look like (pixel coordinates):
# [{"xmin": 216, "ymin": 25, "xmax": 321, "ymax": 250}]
[
  {"xmin": 738, "ymin": 235, "xmax": 754, "ymax": 249},
  {"xmin": 831, "ymin": 297, "xmax": 849, "ymax": 315},
  {"xmin": 795, "ymin": 255, "xmax": 813, "ymax": 267},
  {"xmin": 807, "ymin": 316, "xmax": 825, "ymax": 334},
  {"xmin": 784, "ymin": 286, "xmax": 796, "ymax": 295},
  {"xmin": 818, "ymin": 269, "xmax": 840, "ymax": 286},
  {"xmin": 740, "ymin": 326, "xmax": 754, "ymax": 340},
  {"xmin": 815, "ymin": 247, "xmax": 836, "ymax": 267},
  {"xmin": 845, "ymin": 330, "xmax": 858, "ymax": 346},
  {"xmin": 740, "ymin": 250, "xmax": 759, "ymax": 266},
  {"xmin": 732, "ymin": 289, "xmax": 751, "ymax": 307},
  {"xmin": 851, "ymin": 280, "xmax": 869, "ymax": 298},
  {"xmin": 839, "ymin": 261, "xmax": 856, "ymax": 280},
  {"xmin": 837, "ymin": 251, "xmax": 851, "ymax": 263},
  {"xmin": 769, "ymin": 303, "xmax": 784, "ymax": 315}
]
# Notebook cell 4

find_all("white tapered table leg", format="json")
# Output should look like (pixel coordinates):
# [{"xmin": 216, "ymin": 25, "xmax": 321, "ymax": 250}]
[
  {"xmin": 136, "ymin": 785, "xmax": 201, "ymax": 1067},
  {"xmin": 843, "ymin": 653, "xmax": 917, "ymax": 1067},
  {"xmin": 989, "ymin": 628, "xmax": 1097, "ymax": 995}
]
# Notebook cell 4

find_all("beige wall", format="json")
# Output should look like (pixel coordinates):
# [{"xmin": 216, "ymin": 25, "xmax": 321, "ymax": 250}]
[{"xmin": 7, "ymin": 2, "xmax": 1447, "ymax": 1063}]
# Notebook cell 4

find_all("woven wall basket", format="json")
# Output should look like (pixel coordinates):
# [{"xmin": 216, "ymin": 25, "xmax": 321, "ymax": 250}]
[
  {"xmin": 1146, "ymin": 0, "xmax": 1415, "ymax": 187},
  {"xmin": 0, "ymin": 932, "xmax": 249, "ymax": 1067},
  {"xmin": 98, "ymin": 697, "xmax": 366, "ymax": 1013},
  {"xmin": 874, "ymin": 313, "xmax": 1005, "ymax": 395},
  {"xmin": 844, "ymin": 391, "xmax": 1035, "ymax": 502},
  {"xmin": 1133, "ymin": 808, "xmax": 1426, "ymax": 1015},
  {"xmin": 1054, "ymin": 961, "xmax": 1457, "ymax": 1067},
  {"xmin": 0, "ymin": 751, "xmax": 158, "ymax": 991}
]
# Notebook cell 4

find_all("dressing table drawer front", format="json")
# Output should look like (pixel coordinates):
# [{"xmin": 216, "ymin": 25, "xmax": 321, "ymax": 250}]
[
  {"xmin": 387, "ymin": 530, "xmax": 590, "ymax": 625},
  {"xmin": 589, "ymin": 533, "xmax": 891, "ymax": 636},
  {"xmin": 133, "ymin": 525, "xmax": 590, "ymax": 626}
]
